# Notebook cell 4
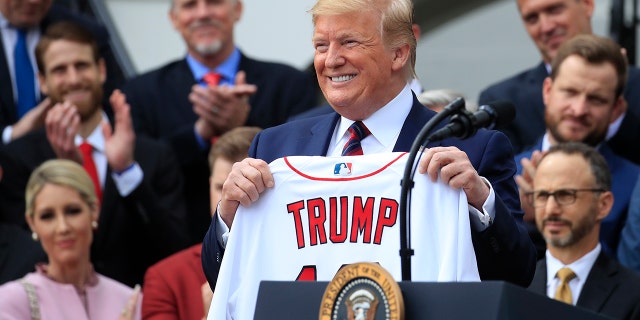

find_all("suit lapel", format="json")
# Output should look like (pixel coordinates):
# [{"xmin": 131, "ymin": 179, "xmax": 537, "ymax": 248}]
[
  {"xmin": 528, "ymin": 62, "xmax": 549, "ymax": 86},
  {"xmin": 529, "ymin": 259, "xmax": 548, "ymax": 295},
  {"xmin": 174, "ymin": 60, "xmax": 199, "ymax": 122},
  {"xmin": 238, "ymin": 53, "xmax": 259, "ymax": 86},
  {"xmin": 577, "ymin": 252, "xmax": 619, "ymax": 311},
  {"xmin": 309, "ymin": 113, "xmax": 340, "ymax": 156},
  {"xmin": 395, "ymin": 95, "xmax": 439, "ymax": 152},
  {"xmin": 92, "ymin": 169, "xmax": 119, "ymax": 253},
  {"xmin": 0, "ymin": 30, "xmax": 17, "ymax": 124}
]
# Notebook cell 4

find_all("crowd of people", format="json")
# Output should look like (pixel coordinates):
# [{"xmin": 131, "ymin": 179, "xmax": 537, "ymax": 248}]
[{"xmin": 0, "ymin": 0, "xmax": 639, "ymax": 319}]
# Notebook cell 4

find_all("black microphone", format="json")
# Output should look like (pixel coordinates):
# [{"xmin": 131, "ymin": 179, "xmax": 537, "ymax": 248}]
[{"xmin": 427, "ymin": 100, "xmax": 515, "ymax": 141}]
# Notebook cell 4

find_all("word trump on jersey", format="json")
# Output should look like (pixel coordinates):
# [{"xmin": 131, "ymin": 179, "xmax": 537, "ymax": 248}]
[{"xmin": 209, "ymin": 152, "xmax": 480, "ymax": 319}]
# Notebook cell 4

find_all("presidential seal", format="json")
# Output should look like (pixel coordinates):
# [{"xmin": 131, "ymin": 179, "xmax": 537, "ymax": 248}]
[{"xmin": 319, "ymin": 262, "xmax": 404, "ymax": 320}]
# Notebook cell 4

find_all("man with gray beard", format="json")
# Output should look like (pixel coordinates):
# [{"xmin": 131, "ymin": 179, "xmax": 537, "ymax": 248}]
[
  {"xmin": 526, "ymin": 142, "xmax": 640, "ymax": 320},
  {"xmin": 121, "ymin": 0, "xmax": 318, "ymax": 243}
]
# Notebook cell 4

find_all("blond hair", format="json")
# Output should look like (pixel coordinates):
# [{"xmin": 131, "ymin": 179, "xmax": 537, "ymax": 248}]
[{"xmin": 25, "ymin": 159, "xmax": 98, "ymax": 219}]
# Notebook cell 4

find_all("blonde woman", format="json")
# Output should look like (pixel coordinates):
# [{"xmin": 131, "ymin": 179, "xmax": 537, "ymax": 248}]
[{"xmin": 0, "ymin": 159, "xmax": 141, "ymax": 319}]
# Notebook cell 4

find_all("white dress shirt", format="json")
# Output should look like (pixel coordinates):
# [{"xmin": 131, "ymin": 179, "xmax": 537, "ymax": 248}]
[{"xmin": 545, "ymin": 244, "xmax": 601, "ymax": 305}]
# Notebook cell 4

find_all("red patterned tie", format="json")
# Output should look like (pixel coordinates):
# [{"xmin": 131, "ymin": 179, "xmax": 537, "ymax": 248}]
[
  {"xmin": 342, "ymin": 121, "xmax": 370, "ymax": 156},
  {"xmin": 79, "ymin": 142, "xmax": 102, "ymax": 202},
  {"xmin": 203, "ymin": 72, "xmax": 221, "ymax": 87}
]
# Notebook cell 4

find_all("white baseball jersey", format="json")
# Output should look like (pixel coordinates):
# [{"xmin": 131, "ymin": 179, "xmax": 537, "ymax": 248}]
[{"xmin": 209, "ymin": 152, "xmax": 480, "ymax": 320}]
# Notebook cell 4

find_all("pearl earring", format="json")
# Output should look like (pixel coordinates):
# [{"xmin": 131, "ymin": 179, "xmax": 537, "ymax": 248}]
[
  {"xmin": 31, "ymin": 232, "xmax": 38, "ymax": 241},
  {"xmin": 91, "ymin": 221, "xmax": 98, "ymax": 230}
]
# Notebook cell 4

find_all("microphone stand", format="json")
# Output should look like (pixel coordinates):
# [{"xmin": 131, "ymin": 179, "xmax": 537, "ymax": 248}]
[{"xmin": 399, "ymin": 97, "xmax": 465, "ymax": 281}]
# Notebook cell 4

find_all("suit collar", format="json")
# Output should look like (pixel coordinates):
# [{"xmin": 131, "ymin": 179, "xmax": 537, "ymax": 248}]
[
  {"xmin": 396, "ymin": 94, "xmax": 439, "ymax": 152},
  {"xmin": 308, "ymin": 113, "xmax": 340, "ymax": 156},
  {"xmin": 576, "ymin": 252, "xmax": 621, "ymax": 311},
  {"xmin": 529, "ymin": 62, "xmax": 550, "ymax": 83}
]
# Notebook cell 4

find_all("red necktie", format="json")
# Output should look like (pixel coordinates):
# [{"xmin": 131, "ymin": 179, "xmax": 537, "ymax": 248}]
[
  {"xmin": 342, "ymin": 121, "xmax": 370, "ymax": 156},
  {"xmin": 79, "ymin": 142, "xmax": 102, "ymax": 202},
  {"xmin": 203, "ymin": 72, "xmax": 221, "ymax": 87},
  {"xmin": 203, "ymin": 72, "xmax": 222, "ymax": 145}
]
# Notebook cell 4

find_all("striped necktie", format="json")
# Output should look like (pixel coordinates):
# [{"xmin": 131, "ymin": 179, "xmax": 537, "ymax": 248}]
[
  {"xmin": 14, "ymin": 29, "xmax": 36, "ymax": 118},
  {"xmin": 342, "ymin": 121, "xmax": 370, "ymax": 156}
]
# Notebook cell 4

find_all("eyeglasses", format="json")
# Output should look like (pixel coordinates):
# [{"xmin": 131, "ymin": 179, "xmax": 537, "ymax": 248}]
[{"xmin": 525, "ymin": 188, "xmax": 606, "ymax": 208}]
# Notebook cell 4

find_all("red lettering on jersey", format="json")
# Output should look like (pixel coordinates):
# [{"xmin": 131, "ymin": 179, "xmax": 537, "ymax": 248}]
[
  {"xmin": 374, "ymin": 198, "xmax": 398, "ymax": 244},
  {"xmin": 329, "ymin": 196, "xmax": 348, "ymax": 243},
  {"xmin": 296, "ymin": 265, "xmax": 317, "ymax": 281},
  {"xmin": 307, "ymin": 197, "xmax": 327, "ymax": 246},
  {"xmin": 351, "ymin": 197, "xmax": 374, "ymax": 243},
  {"xmin": 290, "ymin": 196, "xmax": 398, "ymax": 249},
  {"xmin": 287, "ymin": 201, "xmax": 306, "ymax": 248}
]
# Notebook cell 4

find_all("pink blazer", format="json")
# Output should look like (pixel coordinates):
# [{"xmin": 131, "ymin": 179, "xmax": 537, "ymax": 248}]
[{"xmin": 0, "ymin": 270, "xmax": 141, "ymax": 319}]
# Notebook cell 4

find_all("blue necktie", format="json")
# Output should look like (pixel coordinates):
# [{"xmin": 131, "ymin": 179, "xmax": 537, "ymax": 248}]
[{"xmin": 14, "ymin": 29, "xmax": 36, "ymax": 118}]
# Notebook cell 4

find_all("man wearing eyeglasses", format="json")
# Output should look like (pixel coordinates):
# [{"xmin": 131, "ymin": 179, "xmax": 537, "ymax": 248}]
[
  {"xmin": 514, "ymin": 34, "xmax": 640, "ymax": 263},
  {"xmin": 526, "ymin": 142, "xmax": 640, "ymax": 320}
]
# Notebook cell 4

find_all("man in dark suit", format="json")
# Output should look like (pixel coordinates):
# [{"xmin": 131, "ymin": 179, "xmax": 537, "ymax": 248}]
[
  {"xmin": 121, "ymin": 0, "xmax": 318, "ymax": 243},
  {"xmin": 202, "ymin": 0, "xmax": 536, "ymax": 290},
  {"xmin": 514, "ymin": 35, "xmax": 640, "ymax": 263},
  {"xmin": 478, "ymin": 0, "xmax": 640, "ymax": 164},
  {"xmin": 0, "ymin": 22, "xmax": 189, "ymax": 287},
  {"xmin": 0, "ymin": 1, "xmax": 124, "ymax": 145},
  {"xmin": 526, "ymin": 142, "xmax": 640, "ymax": 320}
]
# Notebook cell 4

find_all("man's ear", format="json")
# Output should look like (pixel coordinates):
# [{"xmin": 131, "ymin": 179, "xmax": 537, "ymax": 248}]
[
  {"xmin": 542, "ymin": 77, "xmax": 553, "ymax": 107},
  {"xmin": 38, "ymin": 72, "xmax": 48, "ymax": 96},
  {"xmin": 581, "ymin": 0, "xmax": 595, "ymax": 19},
  {"xmin": 391, "ymin": 44, "xmax": 410, "ymax": 72},
  {"xmin": 232, "ymin": 0, "xmax": 244, "ymax": 22},
  {"xmin": 595, "ymin": 191, "xmax": 613, "ymax": 222},
  {"xmin": 98, "ymin": 58, "xmax": 107, "ymax": 85}
]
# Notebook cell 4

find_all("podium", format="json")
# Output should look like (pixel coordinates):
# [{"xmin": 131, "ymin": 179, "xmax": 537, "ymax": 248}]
[{"xmin": 254, "ymin": 281, "xmax": 611, "ymax": 319}]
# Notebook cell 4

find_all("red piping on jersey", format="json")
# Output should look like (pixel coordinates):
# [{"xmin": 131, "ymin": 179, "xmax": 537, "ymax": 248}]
[{"xmin": 283, "ymin": 152, "xmax": 408, "ymax": 182}]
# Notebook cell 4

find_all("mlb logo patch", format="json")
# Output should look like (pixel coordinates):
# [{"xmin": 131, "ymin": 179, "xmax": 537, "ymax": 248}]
[{"xmin": 334, "ymin": 163, "xmax": 352, "ymax": 176}]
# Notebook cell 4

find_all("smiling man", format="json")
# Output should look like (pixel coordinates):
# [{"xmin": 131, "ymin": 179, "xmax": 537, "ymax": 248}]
[
  {"xmin": 0, "ymin": 0, "xmax": 124, "ymax": 145},
  {"xmin": 0, "ymin": 21, "xmax": 190, "ymax": 287},
  {"xmin": 202, "ymin": 0, "xmax": 536, "ymax": 305}
]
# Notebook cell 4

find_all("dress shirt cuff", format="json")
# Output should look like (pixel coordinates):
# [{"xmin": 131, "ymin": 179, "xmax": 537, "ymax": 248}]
[
  {"xmin": 215, "ymin": 202, "xmax": 231, "ymax": 249},
  {"xmin": 468, "ymin": 177, "xmax": 495, "ymax": 231},
  {"xmin": 3, "ymin": 126, "xmax": 13, "ymax": 144},
  {"xmin": 111, "ymin": 162, "xmax": 143, "ymax": 197}
]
